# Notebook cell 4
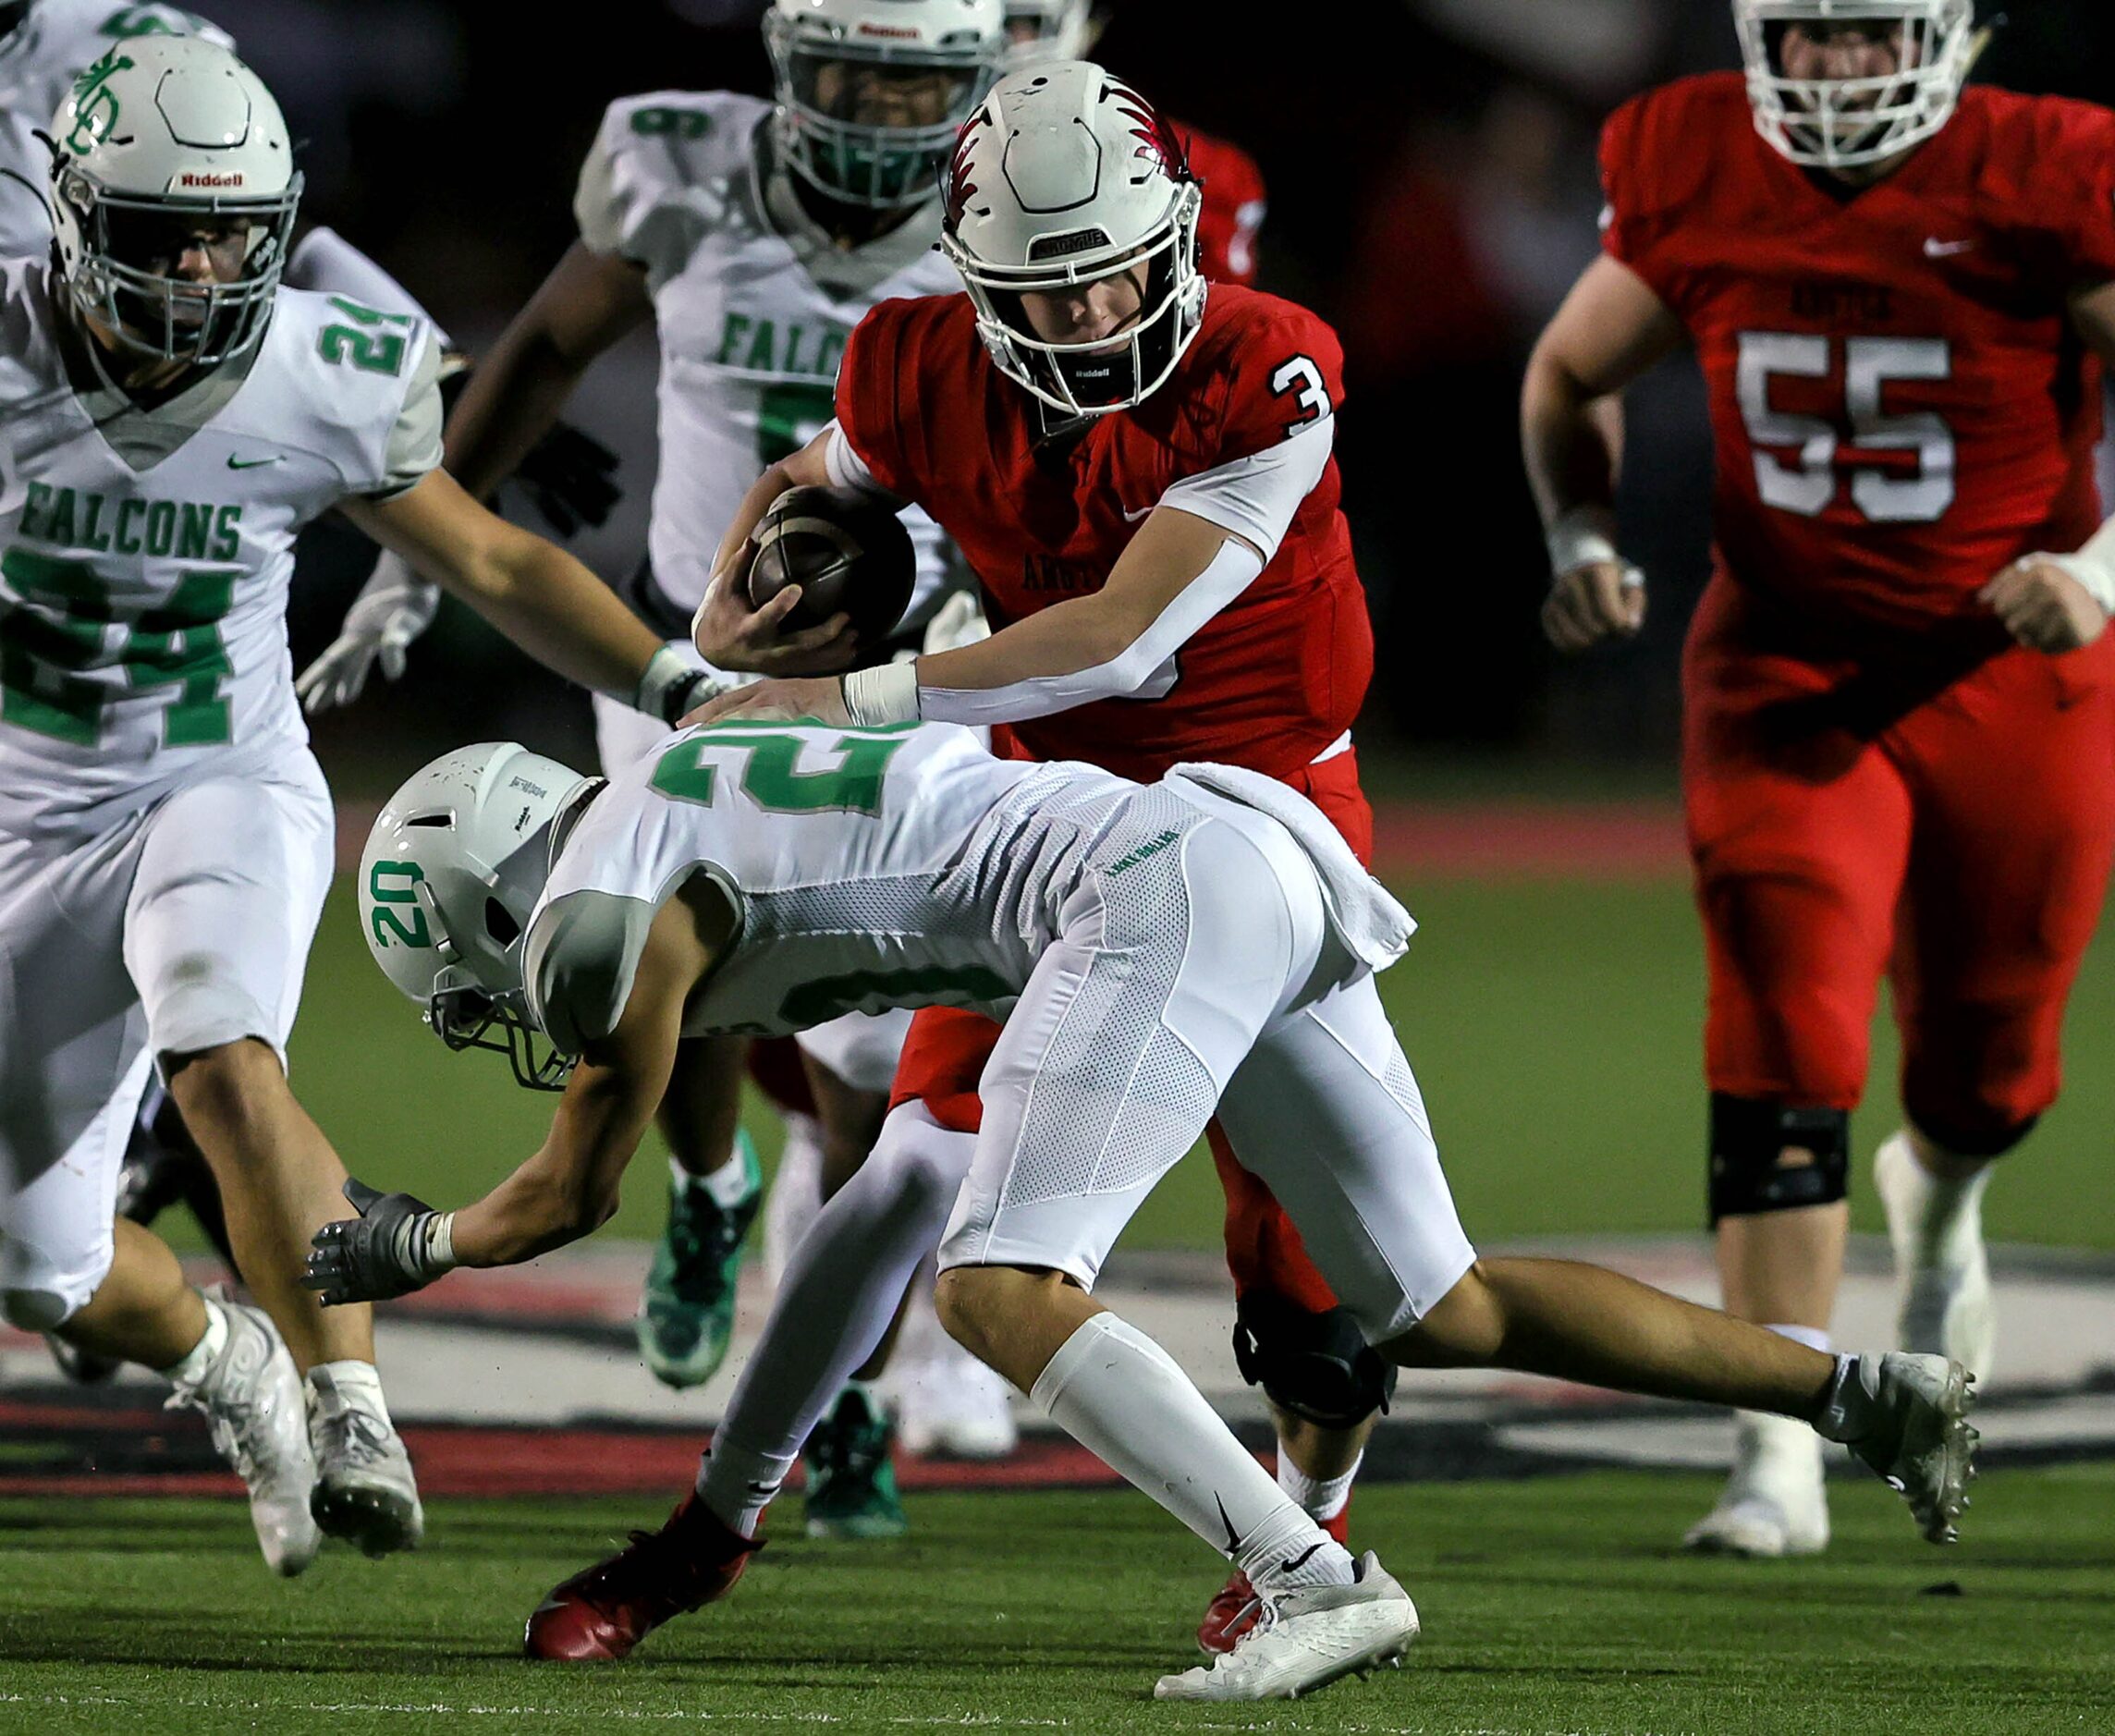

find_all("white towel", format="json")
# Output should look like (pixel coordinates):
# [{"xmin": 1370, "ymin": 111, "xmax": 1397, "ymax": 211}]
[{"xmin": 1166, "ymin": 761, "xmax": 1415, "ymax": 972}]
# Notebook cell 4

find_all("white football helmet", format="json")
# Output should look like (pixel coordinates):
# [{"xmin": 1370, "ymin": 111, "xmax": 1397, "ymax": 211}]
[
  {"xmin": 1001, "ymin": 0, "xmax": 1097, "ymax": 67},
  {"xmin": 1733, "ymin": 0, "xmax": 1977, "ymax": 170},
  {"xmin": 360, "ymin": 743, "xmax": 601, "ymax": 1092},
  {"xmin": 48, "ymin": 34, "xmax": 300, "ymax": 365},
  {"xmin": 764, "ymin": 0, "xmax": 1007, "ymax": 211},
  {"xmin": 942, "ymin": 60, "xmax": 1204, "ymax": 418}
]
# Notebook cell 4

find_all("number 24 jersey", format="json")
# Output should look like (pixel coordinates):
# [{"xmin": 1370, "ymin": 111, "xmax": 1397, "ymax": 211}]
[{"xmin": 1600, "ymin": 73, "xmax": 2115, "ymax": 643}]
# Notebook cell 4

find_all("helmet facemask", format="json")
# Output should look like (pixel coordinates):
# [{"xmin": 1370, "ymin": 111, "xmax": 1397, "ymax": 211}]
[
  {"xmin": 1001, "ymin": 0, "xmax": 1097, "ymax": 67},
  {"xmin": 1733, "ymin": 0, "xmax": 1976, "ymax": 171},
  {"xmin": 54, "ymin": 167, "xmax": 300, "ymax": 366},
  {"xmin": 947, "ymin": 178, "xmax": 1204, "ymax": 418},
  {"xmin": 765, "ymin": 8, "xmax": 999, "ymax": 212}
]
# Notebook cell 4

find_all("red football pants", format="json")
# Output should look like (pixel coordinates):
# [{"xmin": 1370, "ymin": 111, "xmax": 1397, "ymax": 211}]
[
  {"xmin": 889, "ymin": 746, "xmax": 1375, "ymax": 1313},
  {"xmin": 1683, "ymin": 582, "xmax": 2115, "ymax": 1149}
]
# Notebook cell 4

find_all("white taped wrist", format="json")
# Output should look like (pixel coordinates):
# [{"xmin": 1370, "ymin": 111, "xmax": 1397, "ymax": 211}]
[
  {"xmin": 425, "ymin": 1211, "xmax": 457, "ymax": 1276},
  {"xmin": 2047, "ymin": 534, "xmax": 2115, "ymax": 616},
  {"xmin": 842, "ymin": 660, "xmax": 921, "ymax": 727},
  {"xmin": 633, "ymin": 646, "xmax": 695, "ymax": 719},
  {"xmin": 1546, "ymin": 505, "xmax": 1625, "ymax": 578}
]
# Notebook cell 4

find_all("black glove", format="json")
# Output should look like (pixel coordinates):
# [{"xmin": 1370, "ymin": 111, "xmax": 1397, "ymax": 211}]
[
  {"xmin": 303, "ymin": 1179, "xmax": 454, "ymax": 1306},
  {"xmin": 439, "ymin": 362, "xmax": 623, "ymax": 539},
  {"xmin": 661, "ymin": 666, "xmax": 726, "ymax": 727},
  {"xmin": 516, "ymin": 422, "xmax": 623, "ymax": 538}
]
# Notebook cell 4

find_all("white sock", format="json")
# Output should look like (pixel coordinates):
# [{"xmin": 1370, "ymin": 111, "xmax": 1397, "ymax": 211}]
[
  {"xmin": 1765, "ymin": 1323, "xmax": 1832, "ymax": 1354},
  {"xmin": 680, "ymin": 1133, "xmax": 759, "ymax": 1211},
  {"xmin": 697, "ymin": 1437, "xmax": 798, "ymax": 1539},
  {"xmin": 1031, "ymin": 1314, "xmax": 1355, "ymax": 1595},
  {"xmin": 1884, "ymin": 1132, "xmax": 1992, "ymax": 1265},
  {"xmin": 309, "ymin": 1359, "xmax": 392, "ymax": 1425},
  {"xmin": 712, "ymin": 1105, "xmax": 968, "ymax": 1472},
  {"xmin": 1278, "ymin": 1449, "xmax": 1360, "ymax": 1526},
  {"xmin": 158, "ymin": 1291, "xmax": 228, "ymax": 1388},
  {"xmin": 762, "ymin": 1114, "xmax": 825, "ymax": 1291}
]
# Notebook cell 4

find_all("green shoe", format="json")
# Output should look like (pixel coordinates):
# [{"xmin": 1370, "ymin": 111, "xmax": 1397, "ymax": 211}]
[
  {"xmin": 802, "ymin": 1385, "xmax": 909, "ymax": 1540},
  {"xmin": 636, "ymin": 1135, "xmax": 762, "ymax": 1389}
]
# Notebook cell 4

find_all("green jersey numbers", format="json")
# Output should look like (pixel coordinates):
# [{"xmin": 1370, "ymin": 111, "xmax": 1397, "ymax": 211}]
[
  {"xmin": 0, "ymin": 550, "xmax": 235, "ymax": 748},
  {"xmin": 757, "ymin": 381, "xmax": 837, "ymax": 467},
  {"xmin": 368, "ymin": 859, "xmax": 433, "ymax": 950},
  {"xmin": 651, "ymin": 725, "xmax": 916, "ymax": 816},
  {"xmin": 630, "ymin": 105, "xmax": 713, "ymax": 141},
  {"xmin": 318, "ymin": 297, "xmax": 417, "ymax": 377}
]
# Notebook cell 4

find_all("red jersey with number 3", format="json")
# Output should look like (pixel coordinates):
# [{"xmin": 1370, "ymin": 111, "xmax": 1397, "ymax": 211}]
[
  {"xmin": 1184, "ymin": 124, "xmax": 1267, "ymax": 286},
  {"xmin": 1601, "ymin": 73, "xmax": 2115, "ymax": 648},
  {"xmin": 834, "ymin": 284, "xmax": 1369, "ymax": 781}
]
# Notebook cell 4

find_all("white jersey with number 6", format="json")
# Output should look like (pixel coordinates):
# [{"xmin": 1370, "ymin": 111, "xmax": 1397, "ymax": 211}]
[
  {"xmin": 575, "ymin": 90, "xmax": 958, "ymax": 629},
  {"xmin": 0, "ymin": 258, "xmax": 441, "ymax": 830}
]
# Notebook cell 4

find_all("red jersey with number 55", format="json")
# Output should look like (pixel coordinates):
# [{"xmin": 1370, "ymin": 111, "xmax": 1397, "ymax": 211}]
[
  {"xmin": 1601, "ymin": 73, "xmax": 2115, "ymax": 647},
  {"xmin": 834, "ymin": 284, "xmax": 1369, "ymax": 782}
]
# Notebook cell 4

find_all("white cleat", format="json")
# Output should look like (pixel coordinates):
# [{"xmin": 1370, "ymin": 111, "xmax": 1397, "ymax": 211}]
[
  {"xmin": 1683, "ymin": 1410, "xmax": 1828, "ymax": 1558},
  {"xmin": 1154, "ymin": 1552, "xmax": 1418, "ymax": 1702},
  {"xmin": 165, "ymin": 1300, "xmax": 320, "ymax": 1577},
  {"xmin": 1818, "ymin": 1351, "xmax": 1979, "ymax": 1545},
  {"xmin": 897, "ymin": 1344, "xmax": 1020, "ymax": 1461},
  {"xmin": 1875, "ymin": 1132, "xmax": 1996, "ymax": 1380},
  {"xmin": 308, "ymin": 1365, "xmax": 425, "ymax": 1559}
]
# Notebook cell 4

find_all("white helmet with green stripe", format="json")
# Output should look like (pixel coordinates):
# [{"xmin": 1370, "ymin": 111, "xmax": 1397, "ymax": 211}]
[
  {"xmin": 48, "ymin": 32, "xmax": 300, "ymax": 365},
  {"xmin": 361, "ymin": 742, "xmax": 599, "ymax": 1091}
]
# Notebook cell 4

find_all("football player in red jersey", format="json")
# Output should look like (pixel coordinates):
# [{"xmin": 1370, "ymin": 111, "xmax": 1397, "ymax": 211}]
[
  {"xmin": 690, "ymin": 55, "xmax": 1381, "ymax": 1654},
  {"xmin": 1522, "ymin": 0, "xmax": 2115, "ymax": 1557}
]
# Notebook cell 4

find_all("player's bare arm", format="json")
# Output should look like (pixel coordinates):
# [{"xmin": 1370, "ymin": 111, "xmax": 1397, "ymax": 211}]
[
  {"xmin": 690, "ymin": 505, "xmax": 1254, "ymax": 728},
  {"xmin": 305, "ymin": 888, "xmax": 721, "ymax": 1302},
  {"xmin": 1522, "ymin": 254, "xmax": 1685, "ymax": 652},
  {"xmin": 442, "ymin": 242, "xmax": 654, "ymax": 498},
  {"xmin": 339, "ymin": 469, "xmax": 701, "ymax": 716},
  {"xmin": 1980, "ymin": 278, "xmax": 2115, "ymax": 653}
]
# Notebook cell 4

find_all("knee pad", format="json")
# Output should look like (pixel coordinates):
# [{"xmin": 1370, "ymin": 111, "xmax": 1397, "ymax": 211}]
[
  {"xmin": 1707, "ymin": 1094, "xmax": 1851, "ymax": 1225},
  {"xmin": 1230, "ymin": 1291, "xmax": 1397, "ymax": 1429},
  {"xmin": 2, "ymin": 1287, "xmax": 75, "ymax": 1334}
]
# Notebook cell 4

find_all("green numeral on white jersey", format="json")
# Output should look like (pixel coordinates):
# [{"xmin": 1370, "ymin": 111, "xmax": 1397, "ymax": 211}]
[{"xmin": 651, "ymin": 725, "xmax": 915, "ymax": 816}]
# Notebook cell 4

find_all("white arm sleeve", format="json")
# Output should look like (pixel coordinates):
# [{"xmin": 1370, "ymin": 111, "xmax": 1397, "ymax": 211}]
[
  {"xmin": 919, "ymin": 535, "xmax": 1264, "ymax": 727},
  {"xmin": 824, "ymin": 421, "xmax": 906, "ymax": 503},
  {"xmin": 286, "ymin": 227, "xmax": 452, "ymax": 351},
  {"xmin": 1155, "ymin": 417, "xmax": 1333, "ymax": 564}
]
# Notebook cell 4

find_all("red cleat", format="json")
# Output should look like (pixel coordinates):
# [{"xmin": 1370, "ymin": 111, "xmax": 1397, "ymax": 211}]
[
  {"xmin": 524, "ymin": 1493, "xmax": 761, "ymax": 1662},
  {"xmin": 1197, "ymin": 1570, "xmax": 1264, "ymax": 1656},
  {"xmin": 1196, "ymin": 1500, "xmax": 1352, "ymax": 1656}
]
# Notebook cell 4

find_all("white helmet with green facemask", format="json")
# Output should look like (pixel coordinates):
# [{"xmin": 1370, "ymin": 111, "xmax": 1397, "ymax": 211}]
[
  {"xmin": 361, "ymin": 743, "xmax": 601, "ymax": 1092},
  {"xmin": 764, "ymin": 0, "xmax": 1007, "ymax": 212},
  {"xmin": 47, "ymin": 32, "xmax": 300, "ymax": 365}
]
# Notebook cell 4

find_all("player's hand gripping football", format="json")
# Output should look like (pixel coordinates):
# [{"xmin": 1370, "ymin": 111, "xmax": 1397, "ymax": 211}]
[
  {"xmin": 1543, "ymin": 557, "xmax": 1647, "ymax": 653},
  {"xmin": 1981, "ymin": 556, "xmax": 2110, "ymax": 654},
  {"xmin": 690, "ymin": 557, "xmax": 859, "ymax": 677},
  {"xmin": 296, "ymin": 552, "xmax": 441, "ymax": 713},
  {"xmin": 303, "ymin": 1179, "xmax": 454, "ymax": 1306}
]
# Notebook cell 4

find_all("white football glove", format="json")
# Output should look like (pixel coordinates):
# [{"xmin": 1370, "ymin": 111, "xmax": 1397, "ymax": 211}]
[
  {"xmin": 297, "ymin": 552, "xmax": 441, "ymax": 714},
  {"xmin": 918, "ymin": 587, "xmax": 990, "ymax": 656}
]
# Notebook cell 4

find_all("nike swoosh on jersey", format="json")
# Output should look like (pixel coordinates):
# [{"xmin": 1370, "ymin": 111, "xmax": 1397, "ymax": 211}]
[
  {"xmin": 1119, "ymin": 503, "xmax": 1155, "ymax": 522},
  {"xmin": 1923, "ymin": 238, "xmax": 1977, "ymax": 258},
  {"xmin": 226, "ymin": 454, "xmax": 285, "ymax": 470}
]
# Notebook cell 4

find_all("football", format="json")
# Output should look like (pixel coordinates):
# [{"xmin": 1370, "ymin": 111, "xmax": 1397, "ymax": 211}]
[{"xmin": 744, "ymin": 483, "xmax": 916, "ymax": 648}]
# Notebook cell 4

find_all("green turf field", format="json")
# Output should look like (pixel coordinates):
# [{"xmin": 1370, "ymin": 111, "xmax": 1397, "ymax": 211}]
[
  {"xmin": 290, "ymin": 872, "xmax": 2115, "ymax": 1253},
  {"xmin": 2, "ymin": 1471, "xmax": 2109, "ymax": 1734}
]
